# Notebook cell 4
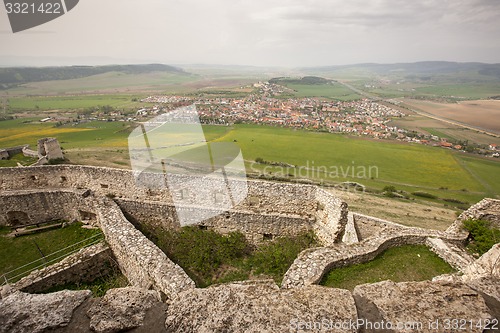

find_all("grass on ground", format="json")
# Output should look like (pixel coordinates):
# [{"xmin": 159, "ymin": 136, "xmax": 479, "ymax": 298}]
[
  {"xmin": 285, "ymin": 83, "xmax": 362, "ymax": 100},
  {"xmin": 0, "ymin": 153, "xmax": 37, "ymax": 167},
  {"xmin": 320, "ymin": 245, "xmax": 456, "ymax": 290},
  {"xmin": 0, "ymin": 223, "xmax": 103, "ymax": 283},
  {"xmin": 140, "ymin": 225, "xmax": 318, "ymax": 287},
  {"xmin": 40, "ymin": 269, "xmax": 129, "ymax": 297}
]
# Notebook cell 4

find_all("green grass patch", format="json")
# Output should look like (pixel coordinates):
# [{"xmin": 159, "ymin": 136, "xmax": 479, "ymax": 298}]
[
  {"xmin": 0, "ymin": 223, "xmax": 103, "ymax": 283},
  {"xmin": 40, "ymin": 268, "xmax": 128, "ymax": 297},
  {"xmin": 140, "ymin": 225, "xmax": 318, "ymax": 287},
  {"xmin": 216, "ymin": 125, "xmax": 491, "ymax": 193},
  {"xmin": 320, "ymin": 245, "xmax": 456, "ymax": 290},
  {"xmin": 8, "ymin": 94, "xmax": 147, "ymax": 111},
  {"xmin": 0, "ymin": 152, "xmax": 37, "ymax": 167},
  {"xmin": 463, "ymin": 219, "xmax": 500, "ymax": 257},
  {"xmin": 284, "ymin": 83, "xmax": 362, "ymax": 100}
]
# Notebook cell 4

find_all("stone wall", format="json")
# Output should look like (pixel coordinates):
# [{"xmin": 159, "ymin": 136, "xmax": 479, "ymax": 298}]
[
  {"xmin": 447, "ymin": 198, "xmax": 500, "ymax": 234},
  {"xmin": 0, "ymin": 145, "xmax": 28, "ymax": 159},
  {"xmin": 13, "ymin": 242, "xmax": 116, "ymax": 294},
  {"xmin": 116, "ymin": 198, "xmax": 314, "ymax": 244},
  {"xmin": 0, "ymin": 189, "xmax": 98, "ymax": 227},
  {"xmin": 282, "ymin": 223, "xmax": 467, "ymax": 289},
  {"xmin": 0, "ymin": 150, "xmax": 8, "ymax": 160},
  {"xmin": 0, "ymin": 166, "xmax": 317, "ymax": 216},
  {"xmin": 97, "ymin": 197, "xmax": 195, "ymax": 298},
  {"xmin": 0, "ymin": 165, "xmax": 346, "ymax": 245},
  {"xmin": 37, "ymin": 138, "xmax": 63, "ymax": 160},
  {"xmin": 313, "ymin": 188, "xmax": 348, "ymax": 246}
]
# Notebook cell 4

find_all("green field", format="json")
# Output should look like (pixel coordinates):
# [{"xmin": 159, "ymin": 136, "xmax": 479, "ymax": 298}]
[
  {"xmin": 320, "ymin": 245, "xmax": 455, "ymax": 290},
  {"xmin": 285, "ymin": 83, "xmax": 362, "ymax": 100},
  {"xmin": 1, "ymin": 120, "xmax": 499, "ymax": 202},
  {"xmin": 213, "ymin": 124, "xmax": 499, "ymax": 202},
  {"xmin": 0, "ymin": 223, "xmax": 103, "ymax": 283},
  {"xmin": 2, "ymin": 71, "xmax": 197, "ymax": 95},
  {"xmin": 7, "ymin": 94, "xmax": 147, "ymax": 111},
  {"xmin": 414, "ymin": 83, "xmax": 500, "ymax": 99},
  {"xmin": 361, "ymin": 82, "xmax": 500, "ymax": 100}
]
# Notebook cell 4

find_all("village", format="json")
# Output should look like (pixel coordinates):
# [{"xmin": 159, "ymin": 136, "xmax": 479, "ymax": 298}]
[{"xmin": 139, "ymin": 82, "xmax": 498, "ymax": 157}]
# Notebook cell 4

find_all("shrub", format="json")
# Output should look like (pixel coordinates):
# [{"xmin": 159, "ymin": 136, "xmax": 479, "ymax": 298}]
[
  {"xmin": 142, "ymin": 225, "xmax": 318, "ymax": 287},
  {"xmin": 412, "ymin": 191, "xmax": 437, "ymax": 199},
  {"xmin": 383, "ymin": 185, "xmax": 397, "ymax": 193},
  {"xmin": 443, "ymin": 198, "xmax": 468, "ymax": 205},
  {"xmin": 462, "ymin": 219, "xmax": 500, "ymax": 256}
]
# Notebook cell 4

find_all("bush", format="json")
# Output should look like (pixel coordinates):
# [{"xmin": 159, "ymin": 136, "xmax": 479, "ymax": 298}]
[
  {"xmin": 443, "ymin": 198, "xmax": 468, "ymax": 205},
  {"xmin": 383, "ymin": 185, "xmax": 397, "ymax": 193},
  {"xmin": 142, "ymin": 225, "xmax": 318, "ymax": 287},
  {"xmin": 463, "ymin": 219, "xmax": 500, "ymax": 256},
  {"xmin": 249, "ymin": 231, "xmax": 317, "ymax": 282},
  {"xmin": 412, "ymin": 191, "xmax": 437, "ymax": 199}
]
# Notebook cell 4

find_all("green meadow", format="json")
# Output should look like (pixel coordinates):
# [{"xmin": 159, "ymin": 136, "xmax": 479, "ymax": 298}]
[
  {"xmin": 284, "ymin": 83, "xmax": 362, "ymax": 100},
  {"xmin": 321, "ymin": 245, "xmax": 455, "ymax": 290},
  {"xmin": 212, "ymin": 124, "xmax": 499, "ymax": 203},
  {"xmin": 7, "ymin": 94, "xmax": 146, "ymax": 111},
  {"xmin": 1, "ymin": 120, "xmax": 498, "ymax": 203}
]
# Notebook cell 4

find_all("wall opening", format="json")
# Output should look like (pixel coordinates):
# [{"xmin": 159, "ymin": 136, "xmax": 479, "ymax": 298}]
[
  {"xmin": 7, "ymin": 211, "xmax": 30, "ymax": 226},
  {"xmin": 79, "ymin": 210, "xmax": 97, "ymax": 222},
  {"xmin": 263, "ymin": 233, "xmax": 273, "ymax": 241},
  {"xmin": 30, "ymin": 175, "xmax": 38, "ymax": 181},
  {"xmin": 100, "ymin": 184, "xmax": 109, "ymax": 189},
  {"xmin": 60, "ymin": 176, "xmax": 67, "ymax": 183}
]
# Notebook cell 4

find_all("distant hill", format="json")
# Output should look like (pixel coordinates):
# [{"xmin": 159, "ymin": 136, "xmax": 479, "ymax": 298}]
[
  {"xmin": 302, "ymin": 61, "xmax": 500, "ymax": 81},
  {"xmin": 0, "ymin": 64, "xmax": 187, "ymax": 89}
]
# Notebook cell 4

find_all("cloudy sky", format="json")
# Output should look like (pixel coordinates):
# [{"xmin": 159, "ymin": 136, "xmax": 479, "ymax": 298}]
[{"xmin": 1, "ymin": 0, "xmax": 500, "ymax": 67}]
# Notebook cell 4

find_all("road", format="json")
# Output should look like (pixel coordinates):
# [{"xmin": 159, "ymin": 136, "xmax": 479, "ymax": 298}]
[{"xmin": 335, "ymin": 80, "xmax": 500, "ymax": 138}]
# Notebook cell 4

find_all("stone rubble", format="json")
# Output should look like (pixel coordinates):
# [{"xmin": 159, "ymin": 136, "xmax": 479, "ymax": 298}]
[
  {"xmin": 87, "ymin": 287, "xmax": 161, "ymax": 333},
  {"xmin": 0, "ymin": 289, "xmax": 90, "ymax": 333}
]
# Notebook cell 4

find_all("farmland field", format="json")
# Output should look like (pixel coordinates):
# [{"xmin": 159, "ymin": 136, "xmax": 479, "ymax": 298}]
[
  {"xmin": 1, "ymin": 120, "xmax": 499, "ymax": 203},
  {"xmin": 1, "ymin": 71, "xmax": 198, "ymax": 95},
  {"xmin": 213, "ymin": 124, "xmax": 500, "ymax": 202},
  {"xmin": 284, "ymin": 83, "xmax": 362, "ymax": 101},
  {"xmin": 400, "ymin": 99, "xmax": 500, "ymax": 135},
  {"xmin": 6, "ymin": 94, "xmax": 147, "ymax": 111}
]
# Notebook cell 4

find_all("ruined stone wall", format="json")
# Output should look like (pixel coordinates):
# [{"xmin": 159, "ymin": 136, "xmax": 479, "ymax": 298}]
[
  {"xmin": 97, "ymin": 197, "xmax": 195, "ymax": 298},
  {"xmin": 116, "ymin": 198, "xmax": 313, "ymax": 244},
  {"xmin": 0, "ymin": 165, "xmax": 327, "ymax": 244},
  {"xmin": 282, "ymin": 224, "xmax": 467, "ymax": 289},
  {"xmin": 0, "ymin": 189, "xmax": 98, "ymax": 227},
  {"xmin": 37, "ymin": 138, "xmax": 63, "ymax": 160},
  {"xmin": 21, "ymin": 147, "xmax": 38, "ymax": 159},
  {"xmin": 313, "ymin": 188, "xmax": 348, "ymax": 246},
  {"xmin": 0, "ymin": 150, "xmax": 8, "ymax": 160},
  {"xmin": 447, "ymin": 198, "xmax": 500, "ymax": 235},
  {"xmin": 0, "ymin": 166, "xmax": 317, "ymax": 215},
  {"xmin": 13, "ymin": 243, "xmax": 116, "ymax": 294},
  {"xmin": 0, "ymin": 145, "xmax": 28, "ymax": 158}
]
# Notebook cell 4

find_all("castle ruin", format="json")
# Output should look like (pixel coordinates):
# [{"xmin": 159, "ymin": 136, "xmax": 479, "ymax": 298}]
[{"xmin": 0, "ymin": 165, "xmax": 498, "ymax": 332}]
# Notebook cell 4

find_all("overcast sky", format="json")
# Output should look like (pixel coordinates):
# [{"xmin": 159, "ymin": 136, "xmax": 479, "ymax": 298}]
[{"xmin": 1, "ymin": 0, "xmax": 500, "ymax": 67}]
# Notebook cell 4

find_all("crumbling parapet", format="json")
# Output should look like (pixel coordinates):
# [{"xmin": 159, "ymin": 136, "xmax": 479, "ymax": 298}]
[
  {"xmin": 313, "ymin": 188, "xmax": 349, "ymax": 246},
  {"xmin": 96, "ymin": 197, "xmax": 195, "ymax": 298},
  {"xmin": 36, "ymin": 138, "xmax": 63, "ymax": 161},
  {"xmin": 282, "ymin": 222, "xmax": 467, "ymax": 289},
  {"xmin": 447, "ymin": 198, "xmax": 500, "ymax": 235}
]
